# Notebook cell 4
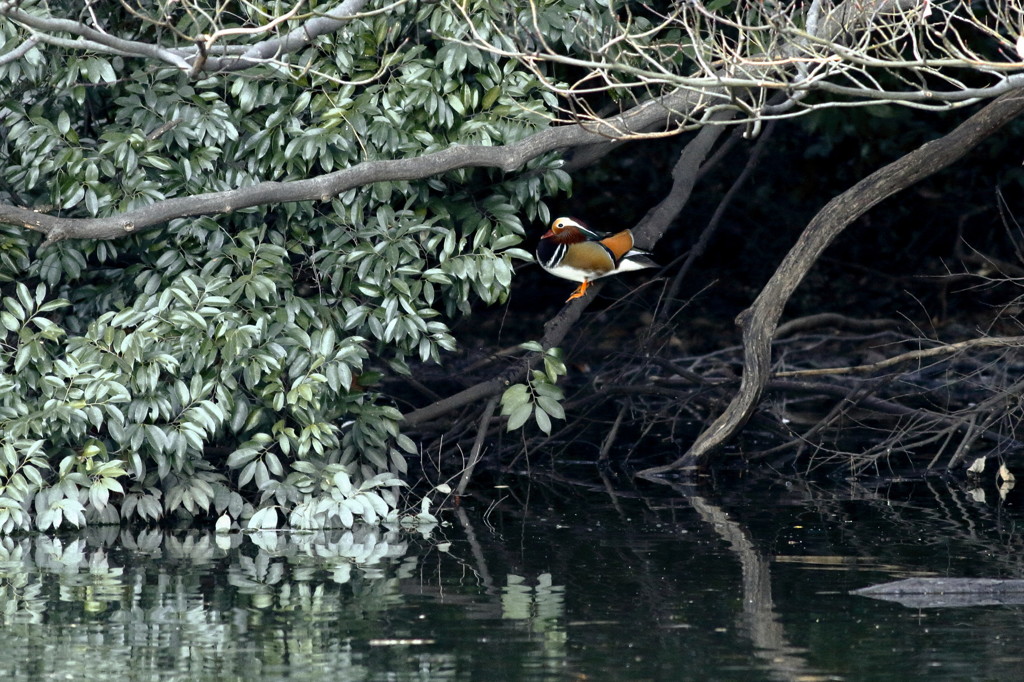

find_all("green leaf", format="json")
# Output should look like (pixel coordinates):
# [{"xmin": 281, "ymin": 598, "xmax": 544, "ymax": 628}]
[
  {"xmin": 534, "ymin": 406, "xmax": 552, "ymax": 434},
  {"xmin": 482, "ymin": 85, "xmax": 502, "ymax": 109},
  {"xmin": 395, "ymin": 434, "xmax": 418, "ymax": 454},
  {"xmin": 248, "ymin": 507, "xmax": 279, "ymax": 530},
  {"xmin": 533, "ymin": 380, "xmax": 563, "ymax": 400},
  {"xmin": 0, "ymin": 311, "xmax": 19, "ymax": 332},
  {"xmin": 536, "ymin": 395, "xmax": 565, "ymax": 420},
  {"xmin": 506, "ymin": 402, "xmax": 533, "ymax": 431},
  {"xmin": 500, "ymin": 384, "xmax": 531, "ymax": 413},
  {"xmin": 4, "ymin": 296, "xmax": 25, "ymax": 321}
]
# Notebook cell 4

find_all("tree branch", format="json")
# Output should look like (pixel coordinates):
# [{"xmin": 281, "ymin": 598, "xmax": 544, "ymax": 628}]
[
  {"xmin": 0, "ymin": 34, "xmax": 38, "ymax": 65},
  {"xmin": 774, "ymin": 335, "xmax": 1024, "ymax": 378},
  {"xmin": 638, "ymin": 89, "xmax": 1024, "ymax": 478},
  {"xmin": 0, "ymin": 3, "xmax": 192, "ymax": 70},
  {"xmin": 178, "ymin": 0, "xmax": 376, "ymax": 72},
  {"xmin": 1, "ymin": 87, "xmax": 711, "ymax": 246},
  {"xmin": 0, "ymin": 0, "xmax": 377, "ymax": 73},
  {"xmin": 632, "ymin": 109, "xmax": 738, "ymax": 249},
  {"xmin": 401, "ymin": 296, "xmax": 589, "ymax": 426},
  {"xmin": 655, "ymin": 118, "xmax": 774, "ymax": 324}
]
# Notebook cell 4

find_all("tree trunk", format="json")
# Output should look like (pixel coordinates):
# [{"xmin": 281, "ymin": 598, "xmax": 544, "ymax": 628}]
[{"xmin": 639, "ymin": 91, "xmax": 1024, "ymax": 477}]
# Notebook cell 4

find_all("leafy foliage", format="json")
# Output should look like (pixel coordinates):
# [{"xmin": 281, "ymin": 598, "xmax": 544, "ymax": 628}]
[
  {"xmin": 0, "ymin": 0, "xmax": 594, "ymax": 531},
  {"xmin": 500, "ymin": 343, "xmax": 567, "ymax": 435}
]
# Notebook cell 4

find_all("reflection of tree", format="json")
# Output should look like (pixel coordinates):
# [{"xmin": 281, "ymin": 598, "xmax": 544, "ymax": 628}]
[
  {"xmin": 5, "ymin": 475, "xmax": 1024, "ymax": 678},
  {"xmin": 688, "ymin": 493, "xmax": 813, "ymax": 682},
  {"xmin": 0, "ymin": 526, "xmax": 434, "ymax": 679},
  {"xmin": 457, "ymin": 477, "xmax": 829, "ymax": 678},
  {"xmin": 448, "ymin": 475, "xmax": 1024, "ymax": 679}
]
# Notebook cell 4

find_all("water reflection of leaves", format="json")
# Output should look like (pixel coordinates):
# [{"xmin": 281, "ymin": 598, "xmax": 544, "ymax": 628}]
[
  {"xmin": 501, "ymin": 573, "xmax": 564, "ymax": 625},
  {"xmin": 500, "ymin": 573, "xmax": 568, "ymax": 667},
  {"xmin": 231, "ymin": 550, "xmax": 286, "ymax": 593},
  {"xmin": 0, "ymin": 524, "xmax": 430, "ymax": 626},
  {"xmin": 0, "ymin": 540, "xmax": 44, "ymax": 625}
]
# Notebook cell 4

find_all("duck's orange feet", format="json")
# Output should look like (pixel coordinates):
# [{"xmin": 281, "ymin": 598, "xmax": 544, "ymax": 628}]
[{"xmin": 566, "ymin": 280, "xmax": 590, "ymax": 302}]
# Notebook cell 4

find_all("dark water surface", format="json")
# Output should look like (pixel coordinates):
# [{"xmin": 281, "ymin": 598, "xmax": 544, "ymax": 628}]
[{"xmin": 2, "ymin": 472, "xmax": 1024, "ymax": 681}]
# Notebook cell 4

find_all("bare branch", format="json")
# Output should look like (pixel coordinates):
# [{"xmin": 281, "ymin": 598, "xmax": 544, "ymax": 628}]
[
  {"xmin": 0, "ymin": 0, "xmax": 382, "ymax": 74},
  {"xmin": 456, "ymin": 0, "xmax": 1024, "ymax": 128},
  {"xmin": 774, "ymin": 336, "xmax": 1024, "ymax": 378},
  {"xmin": 639, "ymin": 89, "xmax": 1024, "ymax": 478}
]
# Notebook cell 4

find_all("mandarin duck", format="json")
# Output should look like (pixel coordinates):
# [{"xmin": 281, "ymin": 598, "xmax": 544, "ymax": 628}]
[{"xmin": 537, "ymin": 217, "xmax": 657, "ymax": 301}]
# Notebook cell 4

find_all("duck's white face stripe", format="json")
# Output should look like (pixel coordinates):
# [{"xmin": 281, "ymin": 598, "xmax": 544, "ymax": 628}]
[
  {"xmin": 539, "ymin": 243, "xmax": 596, "ymax": 281},
  {"xmin": 538, "ymin": 243, "xmax": 567, "ymax": 270},
  {"xmin": 538, "ymin": 242, "xmax": 606, "ymax": 281}
]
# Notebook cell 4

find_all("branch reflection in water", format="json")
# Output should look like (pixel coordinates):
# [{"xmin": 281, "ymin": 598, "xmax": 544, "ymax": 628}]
[{"xmin": 2, "ymin": 472, "xmax": 1024, "ymax": 680}]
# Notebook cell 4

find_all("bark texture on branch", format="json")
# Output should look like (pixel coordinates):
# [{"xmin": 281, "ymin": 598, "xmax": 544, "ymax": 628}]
[
  {"xmin": 638, "ymin": 90, "xmax": 1024, "ymax": 478},
  {"xmin": 0, "ymin": 88, "xmax": 707, "ymax": 247}
]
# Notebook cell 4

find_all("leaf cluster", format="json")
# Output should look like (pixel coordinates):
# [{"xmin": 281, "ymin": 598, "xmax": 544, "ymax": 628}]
[
  {"xmin": 500, "ymin": 343, "xmax": 567, "ymax": 435},
  {"xmin": 0, "ymin": 0, "xmax": 590, "ymax": 531}
]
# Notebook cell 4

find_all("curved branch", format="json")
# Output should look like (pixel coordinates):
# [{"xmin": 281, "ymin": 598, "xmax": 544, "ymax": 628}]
[
  {"xmin": 183, "ymin": 0, "xmax": 376, "ymax": 72},
  {"xmin": 1, "ymin": 4, "xmax": 192, "ymax": 70},
  {"xmin": 638, "ymin": 89, "xmax": 1024, "ymax": 478},
  {"xmin": 0, "ymin": 88, "xmax": 707, "ymax": 246}
]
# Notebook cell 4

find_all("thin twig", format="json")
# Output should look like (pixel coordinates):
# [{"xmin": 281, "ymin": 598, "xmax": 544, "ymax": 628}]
[
  {"xmin": 774, "ymin": 335, "xmax": 1024, "ymax": 378},
  {"xmin": 456, "ymin": 396, "xmax": 499, "ymax": 497}
]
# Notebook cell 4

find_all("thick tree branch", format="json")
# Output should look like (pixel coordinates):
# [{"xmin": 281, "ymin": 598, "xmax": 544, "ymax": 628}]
[
  {"xmin": 638, "ymin": 90, "xmax": 1024, "ymax": 478},
  {"xmin": 0, "ymin": 3, "xmax": 192, "ymax": 69},
  {"xmin": 1, "ymin": 88, "xmax": 710, "ymax": 246}
]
